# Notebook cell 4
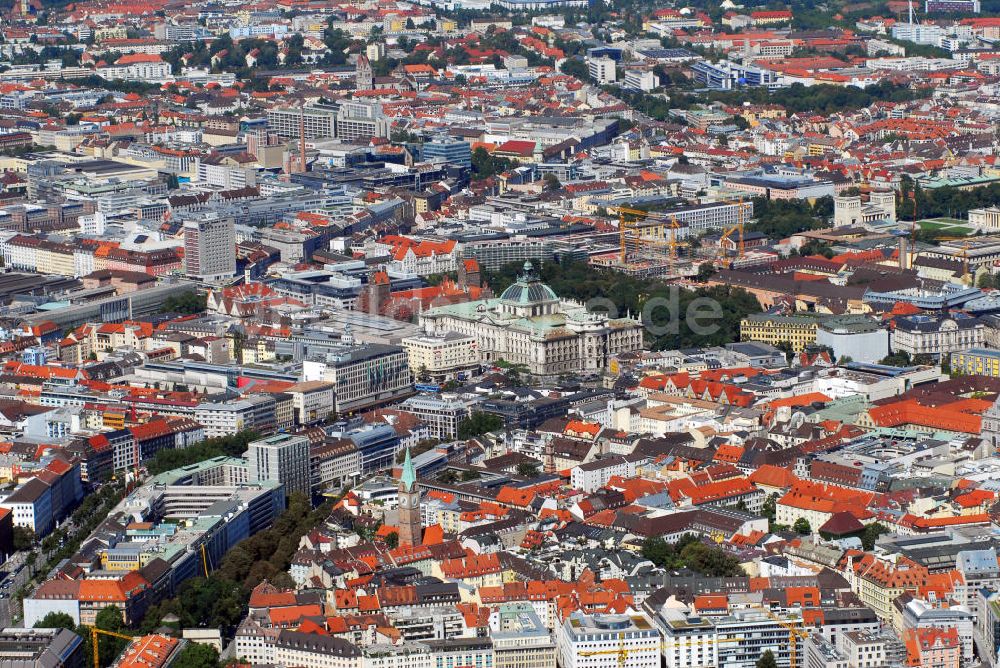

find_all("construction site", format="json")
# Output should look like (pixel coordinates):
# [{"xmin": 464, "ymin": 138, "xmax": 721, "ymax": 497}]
[{"xmin": 591, "ymin": 202, "xmax": 753, "ymax": 278}]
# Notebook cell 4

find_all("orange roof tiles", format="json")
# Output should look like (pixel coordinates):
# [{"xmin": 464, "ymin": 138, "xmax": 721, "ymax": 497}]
[
  {"xmin": 749, "ymin": 464, "xmax": 798, "ymax": 489},
  {"xmin": 778, "ymin": 480, "xmax": 874, "ymax": 517},
  {"xmin": 868, "ymin": 399, "xmax": 984, "ymax": 434},
  {"xmin": 269, "ymin": 604, "xmax": 323, "ymax": 626},
  {"xmin": 565, "ymin": 420, "xmax": 600, "ymax": 437},
  {"xmin": 954, "ymin": 489, "xmax": 995, "ymax": 508},
  {"xmin": 440, "ymin": 553, "xmax": 501, "ymax": 579},
  {"xmin": 768, "ymin": 392, "xmax": 832, "ymax": 408},
  {"xmin": 116, "ymin": 635, "xmax": 178, "ymax": 668}
]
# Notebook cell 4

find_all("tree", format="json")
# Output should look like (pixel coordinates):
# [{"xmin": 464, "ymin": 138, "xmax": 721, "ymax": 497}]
[
  {"xmin": 94, "ymin": 607, "xmax": 130, "ymax": 667},
  {"xmin": 517, "ymin": 461, "xmax": 540, "ymax": 478},
  {"xmin": 775, "ymin": 341, "xmax": 795, "ymax": 365},
  {"xmin": 542, "ymin": 173, "xmax": 561, "ymax": 191},
  {"xmin": 793, "ymin": 518, "xmax": 812, "ymax": 535},
  {"xmin": 860, "ymin": 522, "xmax": 890, "ymax": 550},
  {"xmin": 695, "ymin": 262, "xmax": 716, "ymax": 282},
  {"xmin": 34, "ymin": 612, "xmax": 76, "ymax": 631},
  {"xmin": 559, "ymin": 57, "xmax": 592, "ymax": 82},
  {"xmin": 95, "ymin": 606, "xmax": 126, "ymax": 632},
  {"xmin": 457, "ymin": 412, "xmax": 504, "ymax": 439},
  {"xmin": 496, "ymin": 360, "xmax": 529, "ymax": 385},
  {"xmin": 170, "ymin": 641, "xmax": 221, "ymax": 668},
  {"xmin": 879, "ymin": 351, "xmax": 912, "ymax": 367},
  {"xmin": 385, "ymin": 531, "xmax": 399, "ymax": 549},
  {"xmin": 678, "ymin": 541, "xmax": 745, "ymax": 577},
  {"xmin": 12, "ymin": 526, "xmax": 34, "ymax": 551},
  {"xmin": 757, "ymin": 650, "xmax": 778, "ymax": 668},
  {"xmin": 161, "ymin": 290, "xmax": 207, "ymax": 315},
  {"xmin": 761, "ymin": 493, "xmax": 777, "ymax": 525},
  {"xmin": 147, "ymin": 430, "xmax": 260, "ymax": 475},
  {"xmin": 471, "ymin": 146, "xmax": 516, "ymax": 179},
  {"xmin": 641, "ymin": 536, "xmax": 672, "ymax": 567}
]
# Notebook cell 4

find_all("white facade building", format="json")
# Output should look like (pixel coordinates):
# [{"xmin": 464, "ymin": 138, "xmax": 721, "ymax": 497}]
[
  {"xmin": 420, "ymin": 262, "xmax": 643, "ymax": 377},
  {"xmin": 557, "ymin": 613, "xmax": 660, "ymax": 668},
  {"xmin": 402, "ymin": 332, "xmax": 479, "ymax": 378}
]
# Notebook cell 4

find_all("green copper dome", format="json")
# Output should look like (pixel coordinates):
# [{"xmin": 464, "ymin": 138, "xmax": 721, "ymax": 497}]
[{"xmin": 500, "ymin": 261, "xmax": 558, "ymax": 305}]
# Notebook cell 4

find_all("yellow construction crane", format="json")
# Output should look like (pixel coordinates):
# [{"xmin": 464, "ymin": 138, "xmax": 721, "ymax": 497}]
[
  {"xmin": 935, "ymin": 236, "xmax": 972, "ymax": 283},
  {"xmin": 765, "ymin": 612, "xmax": 810, "ymax": 668},
  {"xmin": 615, "ymin": 207, "xmax": 683, "ymax": 272},
  {"xmin": 578, "ymin": 633, "xmax": 649, "ymax": 668},
  {"xmin": 582, "ymin": 634, "xmax": 741, "ymax": 668},
  {"xmin": 717, "ymin": 198, "xmax": 750, "ymax": 262},
  {"xmin": 668, "ymin": 636, "xmax": 741, "ymax": 646},
  {"xmin": 200, "ymin": 543, "xmax": 210, "ymax": 578},
  {"xmin": 668, "ymin": 215, "xmax": 681, "ymax": 266},
  {"xmin": 89, "ymin": 626, "xmax": 134, "ymax": 668},
  {"xmin": 617, "ymin": 206, "xmax": 650, "ymax": 265}
]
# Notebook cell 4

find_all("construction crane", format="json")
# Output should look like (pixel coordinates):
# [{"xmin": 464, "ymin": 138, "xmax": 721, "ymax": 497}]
[
  {"xmin": 717, "ymin": 198, "xmax": 749, "ymax": 262},
  {"xmin": 935, "ymin": 235, "xmax": 972, "ymax": 283},
  {"xmin": 582, "ymin": 634, "xmax": 741, "ymax": 668},
  {"xmin": 615, "ymin": 207, "xmax": 683, "ymax": 272},
  {"xmin": 89, "ymin": 626, "xmax": 133, "ymax": 668},
  {"xmin": 667, "ymin": 215, "xmax": 681, "ymax": 266},
  {"xmin": 667, "ymin": 636, "xmax": 741, "ymax": 646},
  {"xmin": 617, "ymin": 206, "xmax": 649, "ymax": 265},
  {"xmin": 905, "ymin": 187, "xmax": 919, "ymax": 268},
  {"xmin": 578, "ymin": 633, "xmax": 654, "ymax": 668},
  {"xmin": 200, "ymin": 543, "xmax": 211, "ymax": 578},
  {"xmin": 764, "ymin": 612, "xmax": 810, "ymax": 668}
]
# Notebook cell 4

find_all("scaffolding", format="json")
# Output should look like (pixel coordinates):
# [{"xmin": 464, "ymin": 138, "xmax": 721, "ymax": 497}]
[{"xmin": 616, "ymin": 207, "xmax": 683, "ymax": 274}]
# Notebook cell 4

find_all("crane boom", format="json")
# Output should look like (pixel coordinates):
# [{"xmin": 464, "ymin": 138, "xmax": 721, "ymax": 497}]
[{"xmin": 89, "ymin": 626, "xmax": 134, "ymax": 668}]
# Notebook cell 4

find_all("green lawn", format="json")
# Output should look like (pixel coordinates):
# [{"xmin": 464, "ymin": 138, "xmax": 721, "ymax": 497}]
[{"xmin": 916, "ymin": 219, "xmax": 973, "ymax": 236}]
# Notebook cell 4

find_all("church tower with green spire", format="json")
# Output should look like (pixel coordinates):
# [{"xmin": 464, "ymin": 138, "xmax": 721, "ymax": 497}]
[{"xmin": 397, "ymin": 447, "xmax": 421, "ymax": 547}]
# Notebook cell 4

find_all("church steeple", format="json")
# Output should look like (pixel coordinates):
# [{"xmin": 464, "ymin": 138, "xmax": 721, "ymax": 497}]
[
  {"xmin": 397, "ymin": 447, "xmax": 421, "ymax": 547},
  {"xmin": 401, "ymin": 446, "xmax": 416, "ymax": 492}
]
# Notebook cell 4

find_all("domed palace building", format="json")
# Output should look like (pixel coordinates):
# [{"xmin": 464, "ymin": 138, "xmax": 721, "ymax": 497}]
[{"xmin": 419, "ymin": 262, "xmax": 644, "ymax": 377}]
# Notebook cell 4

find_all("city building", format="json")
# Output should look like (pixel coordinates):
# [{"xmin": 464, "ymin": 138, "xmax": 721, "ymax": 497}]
[
  {"xmin": 0, "ymin": 627, "xmax": 84, "ymax": 667},
  {"xmin": 490, "ymin": 605, "xmax": 556, "ymax": 668},
  {"xmin": 420, "ymin": 262, "xmax": 643, "ymax": 377},
  {"xmin": 815, "ymin": 316, "xmax": 890, "ymax": 364},
  {"xmin": 740, "ymin": 313, "xmax": 824, "ymax": 352},
  {"xmin": 558, "ymin": 613, "xmax": 660, "ymax": 668},
  {"xmin": 951, "ymin": 348, "xmax": 1000, "ymax": 376},
  {"xmin": 402, "ymin": 332, "xmax": 480, "ymax": 380},
  {"xmin": 248, "ymin": 433, "xmax": 312, "ymax": 498},
  {"xmin": 588, "ymin": 57, "xmax": 617, "ymax": 83},
  {"xmin": 302, "ymin": 343, "xmax": 413, "ymax": 414},
  {"xmin": 182, "ymin": 212, "xmax": 236, "ymax": 282},
  {"xmin": 833, "ymin": 191, "xmax": 896, "ymax": 227},
  {"xmin": 396, "ymin": 395, "xmax": 471, "ymax": 440},
  {"xmin": 24, "ymin": 457, "xmax": 284, "ymax": 628},
  {"xmin": 890, "ymin": 313, "xmax": 985, "ymax": 359},
  {"xmin": 397, "ymin": 447, "xmax": 422, "ymax": 546},
  {"xmin": 423, "ymin": 138, "xmax": 472, "ymax": 169}
]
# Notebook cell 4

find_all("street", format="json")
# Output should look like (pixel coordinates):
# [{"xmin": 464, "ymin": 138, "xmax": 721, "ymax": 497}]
[{"xmin": 0, "ymin": 535, "xmax": 64, "ymax": 628}]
